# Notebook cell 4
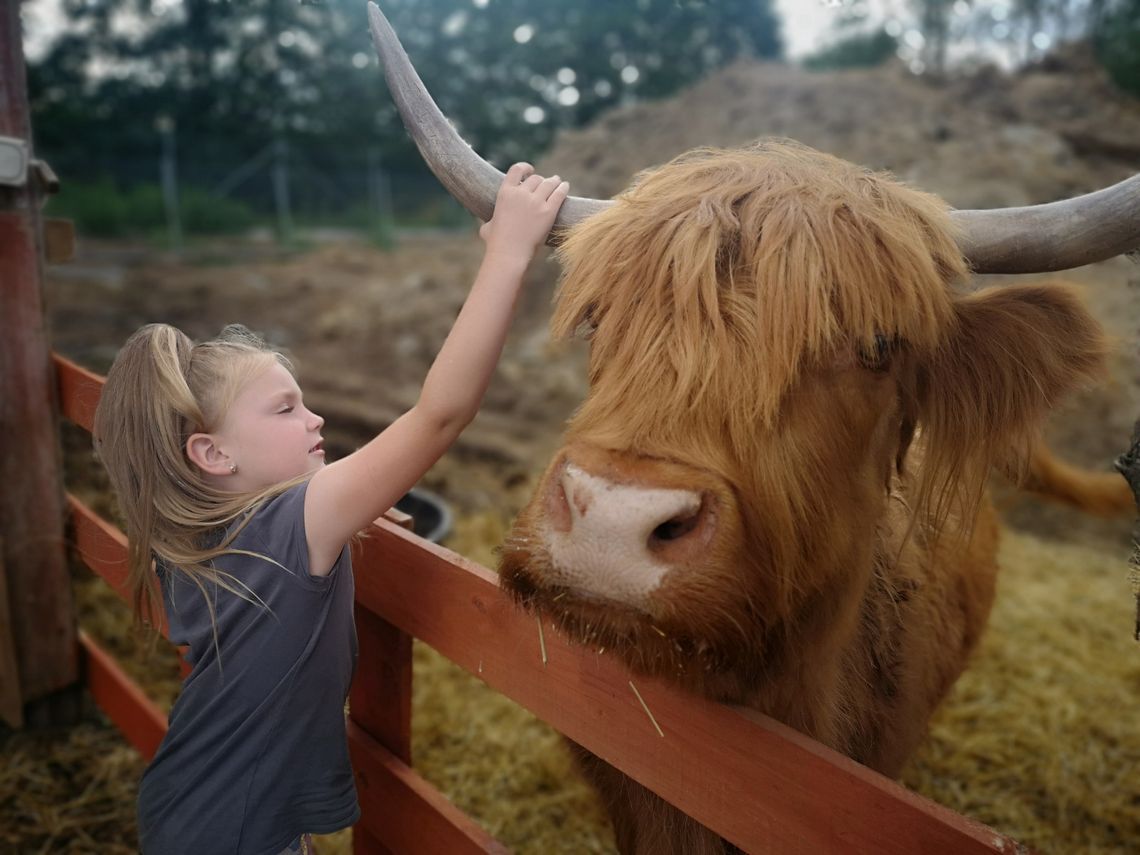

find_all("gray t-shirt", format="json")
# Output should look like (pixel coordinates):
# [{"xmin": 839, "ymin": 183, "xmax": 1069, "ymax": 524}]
[{"xmin": 138, "ymin": 481, "xmax": 360, "ymax": 855}]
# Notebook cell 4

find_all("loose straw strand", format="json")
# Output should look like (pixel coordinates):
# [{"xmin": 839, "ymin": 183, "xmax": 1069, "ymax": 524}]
[
  {"xmin": 629, "ymin": 680, "xmax": 665, "ymax": 738},
  {"xmin": 537, "ymin": 616, "xmax": 548, "ymax": 666}
]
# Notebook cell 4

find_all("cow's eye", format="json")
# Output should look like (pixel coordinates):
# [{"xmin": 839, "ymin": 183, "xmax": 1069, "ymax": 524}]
[
  {"xmin": 576, "ymin": 302, "xmax": 599, "ymax": 340},
  {"xmin": 858, "ymin": 333, "xmax": 894, "ymax": 372}
]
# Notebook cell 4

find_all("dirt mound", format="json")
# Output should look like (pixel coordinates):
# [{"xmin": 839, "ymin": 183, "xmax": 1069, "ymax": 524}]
[{"xmin": 539, "ymin": 46, "xmax": 1139, "ymax": 208}]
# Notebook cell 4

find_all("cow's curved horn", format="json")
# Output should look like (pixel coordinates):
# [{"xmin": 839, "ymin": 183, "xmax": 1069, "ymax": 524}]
[
  {"xmin": 369, "ymin": 2, "xmax": 1138, "ymax": 271},
  {"xmin": 366, "ymin": 2, "xmax": 611, "ymax": 244},
  {"xmin": 952, "ymin": 175, "xmax": 1140, "ymax": 274}
]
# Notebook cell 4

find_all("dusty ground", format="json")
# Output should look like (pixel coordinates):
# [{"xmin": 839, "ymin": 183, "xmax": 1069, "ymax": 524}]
[{"xmin": 4, "ymin": 44, "xmax": 1140, "ymax": 853}]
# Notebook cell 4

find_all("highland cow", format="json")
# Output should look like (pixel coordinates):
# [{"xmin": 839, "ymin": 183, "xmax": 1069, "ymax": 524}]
[
  {"xmin": 496, "ymin": 141, "xmax": 1130, "ymax": 853},
  {"xmin": 364, "ymin": 5, "xmax": 1140, "ymax": 852}
]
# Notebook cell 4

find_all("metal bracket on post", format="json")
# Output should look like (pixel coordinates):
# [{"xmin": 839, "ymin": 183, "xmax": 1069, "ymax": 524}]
[
  {"xmin": 0, "ymin": 134, "xmax": 28, "ymax": 187},
  {"xmin": 31, "ymin": 159, "xmax": 59, "ymax": 196}
]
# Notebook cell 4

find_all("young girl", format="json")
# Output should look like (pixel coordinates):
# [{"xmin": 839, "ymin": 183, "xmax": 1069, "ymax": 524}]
[{"xmin": 93, "ymin": 163, "xmax": 569, "ymax": 855}]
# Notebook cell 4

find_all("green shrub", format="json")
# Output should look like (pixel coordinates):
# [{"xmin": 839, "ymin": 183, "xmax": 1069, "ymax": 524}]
[
  {"xmin": 178, "ymin": 187, "xmax": 256, "ymax": 235},
  {"xmin": 804, "ymin": 29, "xmax": 899, "ymax": 71},
  {"xmin": 1096, "ymin": 2, "xmax": 1140, "ymax": 96},
  {"xmin": 45, "ymin": 179, "xmax": 130, "ymax": 237},
  {"xmin": 44, "ymin": 179, "xmax": 256, "ymax": 237}
]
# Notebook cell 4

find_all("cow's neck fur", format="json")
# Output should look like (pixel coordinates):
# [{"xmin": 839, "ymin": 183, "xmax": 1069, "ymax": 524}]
[{"xmin": 742, "ymin": 465, "xmax": 962, "ymax": 772}]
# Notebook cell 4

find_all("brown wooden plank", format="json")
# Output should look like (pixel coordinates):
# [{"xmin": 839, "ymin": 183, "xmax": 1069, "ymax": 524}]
[
  {"xmin": 352, "ymin": 826, "xmax": 395, "ymax": 855},
  {"xmin": 0, "ymin": 539, "xmax": 25, "ymax": 727},
  {"xmin": 68, "ymin": 493, "xmax": 136, "ymax": 608},
  {"xmin": 54, "ymin": 353, "xmax": 103, "ymax": 432},
  {"xmin": 353, "ymin": 521, "xmax": 1020, "ymax": 855},
  {"xmin": 42, "ymin": 217, "xmax": 75, "ymax": 263},
  {"xmin": 79, "ymin": 629, "xmax": 168, "ymax": 761},
  {"xmin": 0, "ymin": 5, "xmax": 77, "ymax": 707},
  {"xmin": 68, "ymin": 494, "xmax": 195, "ymax": 675},
  {"xmin": 349, "ymin": 605, "xmax": 413, "ymax": 765},
  {"xmin": 349, "ymin": 720, "xmax": 509, "ymax": 855}
]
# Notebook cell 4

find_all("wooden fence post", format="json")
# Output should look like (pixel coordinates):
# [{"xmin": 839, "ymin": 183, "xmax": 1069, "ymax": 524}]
[
  {"xmin": 0, "ymin": 1, "xmax": 78, "ymax": 724},
  {"xmin": 349, "ymin": 518, "xmax": 415, "ymax": 854},
  {"xmin": 349, "ymin": 605, "xmax": 412, "ymax": 855}
]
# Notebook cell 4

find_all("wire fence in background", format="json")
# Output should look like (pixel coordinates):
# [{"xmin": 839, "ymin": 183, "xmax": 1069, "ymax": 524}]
[{"xmin": 41, "ymin": 130, "xmax": 471, "ymax": 250}]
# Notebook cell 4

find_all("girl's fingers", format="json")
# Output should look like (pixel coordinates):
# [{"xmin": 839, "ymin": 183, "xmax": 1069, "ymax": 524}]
[
  {"xmin": 522, "ymin": 173, "xmax": 544, "ymax": 191},
  {"xmin": 536, "ymin": 175, "xmax": 562, "ymax": 200},
  {"xmin": 549, "ymin": 181, "xmax": 570, "ymax": 204},
  {"xmin": 506, "ymin": 162, "xmax": 534, "ymax": 185}
]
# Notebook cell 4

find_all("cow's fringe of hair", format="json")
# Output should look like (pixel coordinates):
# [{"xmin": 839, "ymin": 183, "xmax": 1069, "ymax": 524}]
[
  {"xmin": 553, "ymin": 139, "xmax": 966, "ymax": 434},
  {"xmin": 553, "ymin": 141, "xmax": 968, "ymax": 566}
]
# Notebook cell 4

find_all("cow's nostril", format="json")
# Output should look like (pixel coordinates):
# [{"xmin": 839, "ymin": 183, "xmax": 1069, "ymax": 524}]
[{"xmin": 651, "ymin": 510, "xmax": 701, "ymax": 544}]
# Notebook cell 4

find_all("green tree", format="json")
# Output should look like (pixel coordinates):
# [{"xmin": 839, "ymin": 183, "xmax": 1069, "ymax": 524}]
[
  {"xmin": 1094, "ymin": 0, "xmax": 1140, "ymax": 94},
  {"xmin": 27, "ymin": 0, "xmax": 784, "ymax": 183},
  {"xmin": 803, "ymin": 28, "xmax": 898, "ymax": 71},
  {"xmin": 914, "ymin": 0, "xmax": 957, "ymax": 75}
]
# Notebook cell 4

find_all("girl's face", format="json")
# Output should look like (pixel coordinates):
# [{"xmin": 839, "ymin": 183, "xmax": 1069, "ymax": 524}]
[{"xmin": 211, "ymin": 362, "xmax": 326, "ymax": 491}]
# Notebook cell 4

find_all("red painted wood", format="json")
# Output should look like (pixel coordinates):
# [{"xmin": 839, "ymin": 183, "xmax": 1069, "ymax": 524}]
[
  {"xmin": 0, "ymin": 2, "xmax": 77, "ymax": 706},
  {"xmin": 80, "ymin": 630, "xmax": 168, "ymax": 761},
  {"xmin": 349, "ymin": 720, "xmax": 509, "ymax": 854},
  {"xmin": 68, "ymin": 493, "xmax": 142, "ymax": 615},
  {"xmin": 54, "ymin": 354, "xmax": 103, "ymax": 432},
  {"xmin": 58, "ymin": 361, "xmax": 1021, "ymax": 852},
  {"xmin": 353, "ymin": 522, "xmax": 1021, "ymax": 855},
  {"xmin": 0, "ymin": 545, "xmax": 24, "ymax": 728},
  {"xmin": 349, "ymin": 605, "xmax": 413, "ymax": 765},
  {"xmin": 352, "ymin": 827, "xmax": 395, "ymax": 855}
]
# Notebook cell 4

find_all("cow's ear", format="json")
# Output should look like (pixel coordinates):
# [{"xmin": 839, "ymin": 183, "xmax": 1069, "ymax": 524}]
[{"xmin": 914, "ymin": 283, "xmax": 1107, "ymax": 497}]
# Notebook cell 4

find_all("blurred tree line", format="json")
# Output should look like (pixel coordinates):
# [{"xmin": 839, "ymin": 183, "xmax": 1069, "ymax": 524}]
[
  {"xmin": 22, "ymin": 0, "xmax": 1137, "ymax": 239},
  {"xmin": 810, "ymin": 0, "xmax": 1140, "ymax": 91},
  {"xmin": 25, "ymin": 0, "xmax": 782, "ymax": 237}
]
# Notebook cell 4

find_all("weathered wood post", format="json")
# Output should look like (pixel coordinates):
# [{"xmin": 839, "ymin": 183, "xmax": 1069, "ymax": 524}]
[
  {"xmin": 1115, "ymin": 421, "xmax": 1140, "ymax": 641},
  {"xmin": 349, "ymin": 515, "xmax": 415, "ymax": 855},
  {"xmin": 0, "ymin": 0, "xmax": 78, "ymax": 726}
]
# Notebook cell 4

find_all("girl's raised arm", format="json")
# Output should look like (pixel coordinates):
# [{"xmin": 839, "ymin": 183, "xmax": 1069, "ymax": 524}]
[{"xmin": 303, "ymin": 163, "xmax": 569, "ymax": 575}]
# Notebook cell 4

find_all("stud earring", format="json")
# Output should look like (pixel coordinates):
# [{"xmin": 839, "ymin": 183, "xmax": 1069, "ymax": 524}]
[{"xmin": 229, "ymin": 463, "xmax": 238, "ymax": 474}]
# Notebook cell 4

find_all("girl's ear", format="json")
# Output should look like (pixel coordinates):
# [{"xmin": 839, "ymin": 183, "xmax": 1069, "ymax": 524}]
[
  {"xmin": 186, "ymin": 433, "xmax": 232, "ymax": 477},
  {"xmin": 915, "ymin": 283, "xmax": 1107, "ymax": 488}
]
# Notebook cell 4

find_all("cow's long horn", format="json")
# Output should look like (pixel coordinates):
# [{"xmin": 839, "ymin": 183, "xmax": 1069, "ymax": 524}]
[
  {"xmin": 366, "ymin": 1, "xmax": 610, "ymax": 244},
  {"xmin": 952, "ymin": 174, "xmax": 1140, "ymax": 274},
  {"xmin": 369, "ymin": 1, "xmax": 1138, "ymax": 271}
]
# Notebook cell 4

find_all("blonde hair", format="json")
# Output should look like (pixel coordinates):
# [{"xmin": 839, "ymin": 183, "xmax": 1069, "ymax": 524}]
[{"xmin": 93, "ymin": 323, "xmax": 300, "ymax": 637}]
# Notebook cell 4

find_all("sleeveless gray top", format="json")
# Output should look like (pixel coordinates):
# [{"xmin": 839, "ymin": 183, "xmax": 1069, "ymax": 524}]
[{"xmin": 138, "ymin": 481, "xmax": 360, "ymax": 854}]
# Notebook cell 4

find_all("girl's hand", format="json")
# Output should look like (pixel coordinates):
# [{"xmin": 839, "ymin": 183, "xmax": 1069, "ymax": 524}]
[{"xmin": 479, "ymin": 162, "xmax": 570, "ymax": 262}]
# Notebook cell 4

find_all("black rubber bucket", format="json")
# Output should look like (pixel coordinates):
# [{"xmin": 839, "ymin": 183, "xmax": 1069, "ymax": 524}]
[{"xmin": 395, "ymin": 487, "xmax": 452, "ymax": 543}]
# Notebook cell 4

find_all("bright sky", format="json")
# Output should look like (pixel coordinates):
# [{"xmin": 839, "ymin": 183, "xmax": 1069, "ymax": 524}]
[
  {"xmin": 776, "ymin": 0, "xmax": 898, "ymax": 58},
  {"xmin": 23, "ymin": 0, "xmax": 880, "ymax": 62}
]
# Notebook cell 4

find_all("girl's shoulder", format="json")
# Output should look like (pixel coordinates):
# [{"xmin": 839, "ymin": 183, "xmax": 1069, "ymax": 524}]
[
  {"xmin": 245, "ymin": 479, "xmax": 310, "ymax": 531},
  {"xmin": 233, "ymin": 478, "xmax": 341, "ymax": 589}
]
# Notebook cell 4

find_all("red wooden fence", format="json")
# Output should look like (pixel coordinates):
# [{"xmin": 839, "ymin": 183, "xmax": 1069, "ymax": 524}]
[{"xmin": 54, "ymin": 353, "xmax": 1024, "ymax": 854}]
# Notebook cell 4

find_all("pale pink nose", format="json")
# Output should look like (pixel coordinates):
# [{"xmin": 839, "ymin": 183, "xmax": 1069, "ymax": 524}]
[{"xmin": 543, "ymin": 462, "xmax": 714, "ymax": 606}]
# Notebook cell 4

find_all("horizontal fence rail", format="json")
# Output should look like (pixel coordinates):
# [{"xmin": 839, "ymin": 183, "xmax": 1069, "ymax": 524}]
[{"xmin": 54, "ymin": 352, "xmax": 1022, "ymax": 854}]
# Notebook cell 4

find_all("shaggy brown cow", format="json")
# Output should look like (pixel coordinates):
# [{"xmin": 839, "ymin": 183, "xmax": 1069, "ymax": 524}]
[
  {"xmin": 496, "ymin": 141, "xmax": 1129, "ymax": 853},
  {"xmin": 364, "ymin": 5, "xmax": 1140, "ymax": 852}
]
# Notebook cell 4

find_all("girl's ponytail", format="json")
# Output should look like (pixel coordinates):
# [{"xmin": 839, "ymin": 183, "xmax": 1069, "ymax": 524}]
[
  {"xmin": 95, "ymin": 324, "xmax": 206, "ymax": 627},
  {"xmin": 94, "ymin": 323, "xmax": 292, "ymax": 634}
]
